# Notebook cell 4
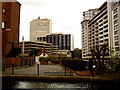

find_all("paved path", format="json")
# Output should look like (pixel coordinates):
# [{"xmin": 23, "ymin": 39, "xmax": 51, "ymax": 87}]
[{"xmin": 2, "ymin": 65, "xmax": 78, "ymax": 76}]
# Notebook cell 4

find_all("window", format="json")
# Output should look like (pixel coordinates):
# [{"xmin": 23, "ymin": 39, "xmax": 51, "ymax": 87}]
[
  {"xmin": 104, "ymin": 34, "xmax": 108, "ymax": 37},
  {"xmin": 114, "ymin": 19, "xmax": 118, "ymax": 25},
  {"xmin": 114, "ymin": 31, "xmax": 118, "ymax": 35},
  {"xmin": 2, "ymin": 21, "xmax": 6, "ymax": 29},
  {"xmin": 114, "ymin": 25, "xmax": 118, "ymax": 30},
  {"xmin": 114, "ymin": 14, "xmax": 118, "ymax": 19},
  {"xmin": 115, "ymin": 36, "xmax": 119, "ymax": 40},
  {"xmin": 114, "ymin": 8, "xmax": 118, "ymax": 14},
  {"xmin": 115, "ymin": 47, "xmax": 119, "ymax": 51},
  {"xmin": 2, "ymin": 8, "xmax": 6, "ymax": 13},
  {"xmin": 104, "ymin": 29, "xmax": 108, "ymax": 33},
  {"xmin": 115, "ymin": 41, "xmax": 119, "ymax": 46}
]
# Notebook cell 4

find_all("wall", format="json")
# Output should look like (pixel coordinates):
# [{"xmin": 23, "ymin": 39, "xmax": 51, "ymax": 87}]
[{"xmin": 2, "ymin": 1, "xmax": 21, "ymax": 57}]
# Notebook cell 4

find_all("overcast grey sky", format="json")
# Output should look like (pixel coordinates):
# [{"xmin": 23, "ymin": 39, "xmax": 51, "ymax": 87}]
[{"xmin": 18, "ymin": 0, "xmax": 106, "ymax": 49}]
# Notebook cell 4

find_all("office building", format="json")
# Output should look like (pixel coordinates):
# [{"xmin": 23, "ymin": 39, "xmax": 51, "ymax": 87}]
[
  {"xmin": 30, "ymin": 17, "xmax": 52, "ymax": 41},
  {"xmin": 37, "ymin": 33, "xmax": 74, "ymax": 51},
  {"xmin": 81, "ymin": 1, "xmax": 120, "ymax": 58},
  {"xmin": 19, "ymin": 41, "xmax": 58, "ymax": 56},
  {"xmin": 1, "ymin": 0, "xmax": 21, "ymax": 57}
]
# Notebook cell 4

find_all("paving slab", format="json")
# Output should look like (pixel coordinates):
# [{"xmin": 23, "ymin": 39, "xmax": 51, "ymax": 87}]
[{"xmin": 2, "ymin": 64, "xmax": 78, "ymax": 76}]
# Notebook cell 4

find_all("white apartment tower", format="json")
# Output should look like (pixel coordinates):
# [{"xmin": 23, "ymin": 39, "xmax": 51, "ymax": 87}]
[
  {"xmin": 81, "ymin": 9, "xmax": 99, "ymax": 58},
  {"xmin": 81, "ymin": 1, "xmax": 120, "ymax": 58},
  {"xmin": 30, "ymin": 17, "xmax": 52, "ymax": 41}
]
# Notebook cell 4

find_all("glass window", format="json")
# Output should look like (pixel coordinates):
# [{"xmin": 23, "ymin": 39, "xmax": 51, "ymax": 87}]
[
  {"xmin": 114, "ymin": 31, "xmax": 118, "ymax": 35},
  {"xmin": 114, "ymin": 8, "xmax": 118, "ymax": 14},
  {"xmin": 114, "ymin": 25, "xmax": 118, "ymax": 30},
  {"xmin": 115, "ymin": 47, "xmax": 119, "ymax": 51},
  {"xmin": 115, "ymin": 41, "xmax": 119, "ymax": 46},
  {"xmin": 2, "ymin": 21, "xmax": 6, "ymax": 29},
  {"xmin": 114, "ymin": 36, "xmax": 119, "ymax": 40},
  {"xmin": 114, "ymin": 14, "xmax": 118, "ymax": 19},
  {"xmin": 114, "ymin": 19, "xmax": 118, "ymax": 24},
  {"xmin": 2, "ymin": 8, "xmax": 6, "ymax": 13}
]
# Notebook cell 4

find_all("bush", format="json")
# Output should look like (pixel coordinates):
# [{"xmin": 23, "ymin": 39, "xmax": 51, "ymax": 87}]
[
  {"xmin": 105, "ymin": 59, "xmax": 120, "ymax": 73},
  {"xmin": 115, "ymin": 60, "xmax": 120, "ymax": 72},
  {"xmin": 40, "ymin": 56, "xmax": 61, "ymax": 64},
  {"xmin": 61, "ymin": 58, "xmax": 87, "ymax": 71}
]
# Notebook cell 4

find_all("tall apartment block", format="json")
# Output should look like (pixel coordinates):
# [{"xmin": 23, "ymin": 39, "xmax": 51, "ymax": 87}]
[
  {"xmin": 81, "ymin": 9, "xmax": 99, "ymax": 58},
  {"xmin": 37, "ymin": 33, "xmax": 74, "ymax": 51},
  {"xmin": 1, "ymin": 0, "xmax": 21, "ymax": 57},
  {"xmin": 81, "ymin": 1, "xmax": 120, "ymax": 58},
  {"xmin": 30, "ymin": 17, "xmax": 52, "ymax": 41}
]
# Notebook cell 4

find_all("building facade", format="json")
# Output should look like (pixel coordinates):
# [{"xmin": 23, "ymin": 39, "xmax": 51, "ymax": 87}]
[
  {"xmin": 30, "ymin": 17, "xmax": 52, "ymax": 41},
  {"xmin": 37, "ymin": 33, "xmax": 74, "ymax": 51},
  {"xmin": 1, "ymin": 0, "xmax": 21, "ymax": 57},
  {"xmin": 19, "ymin": 41, "xmax": 58, "ymax": 56},
  {"xmin": 81, "ymin": 1, "xmax": 120, "ymax": 58},
  {"xmin": 81, "ymin": 9, "xmax": 98, "ymax": 58}
]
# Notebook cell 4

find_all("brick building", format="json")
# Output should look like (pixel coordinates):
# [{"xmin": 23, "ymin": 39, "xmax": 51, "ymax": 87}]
[{"xmin": 1, "ymin": 0, "xmax": 21, "ymax": 57}]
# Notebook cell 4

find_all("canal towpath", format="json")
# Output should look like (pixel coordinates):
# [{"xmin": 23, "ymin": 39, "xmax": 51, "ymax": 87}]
[{"xmin": 2, "ymin": 64, "xmax": 78, "ymax": 76}]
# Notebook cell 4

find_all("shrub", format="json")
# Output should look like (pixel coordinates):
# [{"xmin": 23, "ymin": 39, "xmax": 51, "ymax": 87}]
[{"xmin": 61, "ymin": 58, "xmax": 87, "ymax": 71}]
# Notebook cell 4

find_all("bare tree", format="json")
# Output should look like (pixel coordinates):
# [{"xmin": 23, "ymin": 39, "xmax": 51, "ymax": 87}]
[{"xmin": 90, "ymin": 44, "xmax": 108, "ymax": 73}]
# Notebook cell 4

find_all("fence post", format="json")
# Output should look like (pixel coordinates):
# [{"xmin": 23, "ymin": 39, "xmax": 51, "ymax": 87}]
[
  {"xmin": 89, "ymin": 58, "xmax": 94, "ymax": 77},
  {"xmin": 2, "ymin": 58, "xmax": 6, "ymax": 71},
  {"xmin": 65, "ymin": 66, "xmax": 66, "ymax": 76},
  {"xmin": 22, "ymin": 57, "xmax": 24, "ymax": 66},
  {"xmin": 12, "ymin": 63, "xmax": 14, "ymax": 75},
  {"xmin": 37, "ymin": 64, "xmax": 39, "ymax": 75}
]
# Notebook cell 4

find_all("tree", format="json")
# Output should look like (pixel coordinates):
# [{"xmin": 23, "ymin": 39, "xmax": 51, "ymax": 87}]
[
  {"xmin": 74, "ymin": 48, "xmax": 82, "ymax": 58},
  {"xmin": 29, "ymin": 49, "xmax": 39, "ymax": 56},
  {"xmin": 106, "ymin": 48, "xmax": 120, "ymax": 73},
  {"xmin": 90, "ymin": 44, "xmax": 108, "ymax": 73}
]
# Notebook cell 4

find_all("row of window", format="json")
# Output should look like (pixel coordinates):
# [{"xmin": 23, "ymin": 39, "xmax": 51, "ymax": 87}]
[{"xmin": 2, "ymin": 8, "xmax": 10, "ymax": 31}]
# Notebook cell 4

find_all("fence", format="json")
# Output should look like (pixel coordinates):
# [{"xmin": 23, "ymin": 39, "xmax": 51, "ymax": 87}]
[{"xmin": 2, "ymin": 56, "xmax": 35, "ymax": 71}]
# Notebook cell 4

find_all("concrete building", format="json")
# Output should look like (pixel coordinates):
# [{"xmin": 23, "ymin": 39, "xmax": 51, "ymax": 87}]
[
  {"xmin": 82, "ymin": 9, "xmax": 98, "ymax": 21},
  {"xmin": 19, "ymin": 41, "xmax": 58, "ymax": 56},
  {"xmin": 81, "ymin": 1, "xmax": 120, "ymax": 58},
  {"xmin": 1, "ymin": 0, "xmax": 21, "ymax": 57},
  {"xmin": 81, "ymin": 9, "xmax": 98, "ymax": 58},
  {"xmin": 30, "ymin": 17, "xmax": 52, "ymax": 41},
  {"xmin": 56, "ymin": 50, "xmax": 72, "ymax": 58},
  {"xmin": 37, "ymin": 33, "xmax": 74, "ymax": 51}
]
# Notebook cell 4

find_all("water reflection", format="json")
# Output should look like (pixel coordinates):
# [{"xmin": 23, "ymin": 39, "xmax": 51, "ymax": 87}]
[
  {"xmin": 14, "ymin": 81, "xmax": 91, "ymax": 89},
  {"xmin": 2, "ymin": 80, "xmax": 120, "ymax": 89}
]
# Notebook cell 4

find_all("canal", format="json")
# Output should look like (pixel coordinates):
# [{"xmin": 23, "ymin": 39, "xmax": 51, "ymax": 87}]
[{"xmin": 2, "ymin": 80, "xmax": 120, "ymax": 89}]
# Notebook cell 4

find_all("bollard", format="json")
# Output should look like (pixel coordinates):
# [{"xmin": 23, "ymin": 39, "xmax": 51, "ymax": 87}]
[
  {"xmin": 37, "ymin": 64, "xmax": 39, "ymax": 75},
  {"xmin": 12, "ymin": 64, "xmax": 14, "ymax": 75}
]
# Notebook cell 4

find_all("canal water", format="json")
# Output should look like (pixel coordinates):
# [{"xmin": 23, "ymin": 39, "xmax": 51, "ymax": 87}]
[{"xmin": 2, "ymin": 80, "xmax": 120, "ymax": 89}]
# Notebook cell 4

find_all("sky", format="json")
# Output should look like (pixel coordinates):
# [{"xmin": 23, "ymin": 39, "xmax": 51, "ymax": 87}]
[{"xmin": 18, "ymin": 0, "xmax": 106, "ymax": 49}]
